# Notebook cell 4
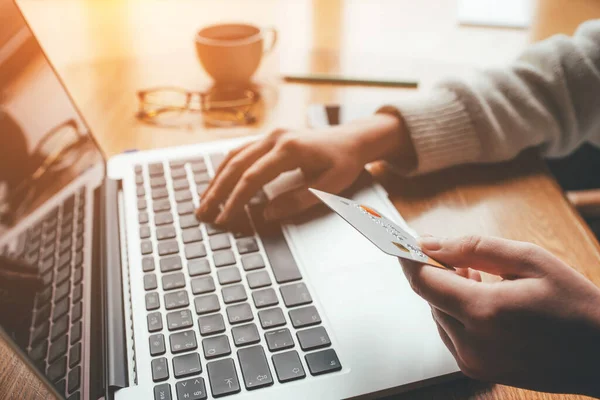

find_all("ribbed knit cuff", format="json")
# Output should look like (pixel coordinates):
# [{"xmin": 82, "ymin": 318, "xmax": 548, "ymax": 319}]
[{"xmin": 378, "ymin": 89, "xmax": 482, "ymax": 175}]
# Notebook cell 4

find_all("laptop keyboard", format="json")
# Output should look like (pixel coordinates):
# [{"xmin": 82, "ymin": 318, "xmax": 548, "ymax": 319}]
[
  {"xmin": 20, "ymin": 187, "xmax": 87, "ymax": 400},
  {"xmin": 136, "ymin": 155, "xmax": 341, "ymax": 399}
]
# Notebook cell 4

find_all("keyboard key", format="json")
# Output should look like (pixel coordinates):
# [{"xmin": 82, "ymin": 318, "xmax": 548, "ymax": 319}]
[
  {"xmin": 140, "ymin": 225, "xmax": 151, "ymax": 239},
  {"xmin": 196, "ymin": 183, "xmax": 209, "ymax": 197},
  {"xmin": 237, "ymin": 345, "xmax": 273, "ymax": 390},
  {"xmin": 152, "ymin": 357, "xmax": 169, "ymax": 382},
  {"xmin": 247, "ymin": 271, "xmax": 271, "ymax": 289},
  {"xmin": 217, "ymin": 267, "xmax": 241, "ymax": 285},
  {"xmin": 58, "ymin": 251, "xmax": 72, "ymax": 270},
  {"xmin": 265, "ymin": 328, "xmax": 294, "ymax": 352},
  {"xmin": 297, "ymin": 326, "xmax": 331, "ymax": 351},
  {"xmin": 185, "ymin": 243, "xmax": 207, "ymax": 260},
  {"xmin": 205, "ymin": 223, "xmax": 224, "ymax": 236},
  {"xmin": 148, "ymin": 312, "xmax": 163, "ymax": 332},
  {"xmin": 180, "ymin": 215, "xmax": 200, "ymax": 229},
  {"xmin": 240, "ymin": 254, "xmax": 264, "ymax": 271},
  {"xmin": 68, "ymin": 365, "xmax": 80, "ymax": 393},
  {"xmin": 71, "ymin": 302, "xmax": 82, "ymax": 322},
  {"xmin": 198, "ymin": 314, "xmax": 225, "ymax": 336},
  {"xmin": 147, "ymin": 292, "xmax": 162, "ymax": 311},
  {"xmin": 156, "ymin": 225, "xmax": 176, "ymax": 240},
  {"xmin": 305, "ymin": 349, "xmax": 341, "ymax": 376},
  {"xmin": 72, "ymin": 283, "xmax": 83, "ymax": 303},
  {"xmin": 154, "ymin": 212, "xmax": 173, "ymax": 226},
  {"xmin": 47, "ymin": 356, "xmax": 67, "ymax": 382},
  {"xmin": 209, "ymin": 234, "xmax": 231, "ymax": 251},
  {"xmin": 226, "ymin": 303, "xmax": 253, "ymax": 325},
  {"xmin": 169, "ymin": 330, "xmax": 197, "ymax": 353},
  {"xmin": 59, "ymin": 236, "xmax": 72, "ymax": 254},
  {"xmin": 213, "ymin": 250, "xmax": 236, "ymax": 268},
  {"xmin": 182, "ymin": 227, "xmax": 203, "ymax": 244},
  {"xmin": 144, "ymin": 273, "xmax": 158, "ymax": 290},
  {"xmin": 143, "ymin": 256, "xmax": 155, "ymax": 272},
  {"xmin": 222, "ymin": 284, "xmax": 247, "ymax": 304},
  {"xmin": 173, "ymin": 179, "xmax": 190, "ymax": 191},
  {"xmin": 272, "ymin": 350, "xmax": 305, "ymax": 383},
  {"xmin": 139, "ymin": 212, "xmax": 149, "ymax": 224},
  {"xmin": 53, "ymin": 297, "xmax": 70, "ymax": 321},
  {"xmin": 173, "ymin": 353, "xmax": 202, "ymax": 379},
  {"xmin": 149, "ymin": 163, "xmax": 165, "ymax": 177},
  {"xmin": 164, "ymin": 290, "xmax": 189, "ymax": 310},
  {"xmin": 40, "ymin": 257, "xmax": 55, "ymax": 274},
  {"xmin": 177, "ymin": 202, "xmax": 195, "ymax": 216},
  {"xmin": 51, "ymin": 315, "xmax": 69, "ymax": 341},
  {"xmin": 280, "ymin": 283, "xmax": 312, "ymax": 307},
  {"xmin": 152, "ymin": 187, "xmax": 169, "ymax": 200},
  {"xmin": 207, "ymin": 358, "xmax": 240, "ymax": 397},
  {"xmin": 41, "ymin": 271, "xmax": 54, "ymax": 288},
  {"xmin": 176, "ymin": 377, "xmax": 206, "ymax": 400},
  {"xmin": 162, "ymin": 273, "xmax": 186, "ymax": 291},
  {"xmin": 167, "ymin": 310, "xmax": 194, "ymax": 331},
  {"xmin": 236, "ymin": 238, "xmax": 258, "ymax": 254},
  {"xmin": 191, "ymin": 276, "xmax": 215, "ymax": 295},
  {"xmin": 150, "ymin": 177, "xmax": 167, "ymax": 188},
  {"xmin": 69, "ymin": 343, "xmax": 81, "ymax": 368},
  {"xmin": 158, "ymin": 240, "xmax": 179, "ymax": 256},
  {"xmin": 194, "ymin": 172, "xmax": 210, "ymax": 184},
  {"xmin": 138, "ymin": 198, "xmax": 147, "ymax": 211},
  {"xmin": 174, "ymin": 190, "xmax": 192, "ymax": 203},
  {"xmin": 136, "ymin": 185, "xmax": 145, "ymax": 197},
  {"xmin": 70, "ymin": 321, "xmax": 82, "ymax": 345},
  {"xmin": 188, "ymin": 259, "xmax": 210, "ymax": 276},
  {"xmin": 289, "ymin": 306, "xmax": 321, "ymax": 328},
  {"xmin": 30, "ymin": 341, "xmax": 47, "ymax": 362},
  {"xmin": 74, "ymin": 250, "xmax": 83, "ymax": 266},
  {"xmin": 160, "ymin": 255, "xmax": 182, "ymax": 273},
  {"xmin": 154, "ymin": 383, "xmax": 171, "ymax": 400},
  {"xmin": 141, "ymin": 240, "xmax": 153, "ymax": 255},
  {"xmin": 149, "ymin": 333, "xmax": 166, "ymax": 356},
  {"xmin": 194, "ymin": 294, "xmax": 220, "ymax": 315},
  {"xmin": 261, "ymin": 231, "xmax": 302, "ymax": 283},
  {"xmin": 252, "ymin": 288, "xmax": 278, "ymax": 308},
  {"xmin": 231, "ymin": 323, "xmax": 260, "ymax": 347},
  {"xmin": 48, "ymin": 335, "xmax": 68, "ymax": 363},
  {"xmin": 34, "ymin": 304, "xmax": 51, "ymax": 327},
  {"xmin": 209, "ymin": 153, "xmax": 226, "ymax": 171},
  {"xmin": 202, "ymin": 335, "xmax": 231, "ymax": 359},
  {"xmin": 191, "ymin": 161, "xmax": 207, "ymax": 173},
  {"xmin": 153, "ymin": 199, "xmax": 171, "ymax": 213},
  {"xmin": 170, "ymin": 167, "xmax": 187, "ymax": 179}
]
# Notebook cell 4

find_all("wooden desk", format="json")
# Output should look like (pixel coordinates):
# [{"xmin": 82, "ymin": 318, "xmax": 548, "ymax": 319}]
[{"xmin": 4, "ymin": 0, "xmax": 600, "ymax": 398}]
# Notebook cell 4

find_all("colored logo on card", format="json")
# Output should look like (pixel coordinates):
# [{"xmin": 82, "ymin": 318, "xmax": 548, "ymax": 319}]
[
  {"xmin": 392, "ymin": 242, "xmax": 410, "ymax": 253},
  {"xmin": 359, "ymin": 205, "xmax": 381, "ymax": 218}
]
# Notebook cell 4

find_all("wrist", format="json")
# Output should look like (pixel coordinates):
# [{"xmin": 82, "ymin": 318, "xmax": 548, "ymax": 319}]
[{"xmin": 344, "ymin": 112, "xmax": 417, "ymax": 171}]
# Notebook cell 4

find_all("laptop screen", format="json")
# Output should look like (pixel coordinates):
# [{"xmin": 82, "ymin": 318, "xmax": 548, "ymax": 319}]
[{"xmin": 0, "ymin": 0, "xmax": 103, "ymax": 231}]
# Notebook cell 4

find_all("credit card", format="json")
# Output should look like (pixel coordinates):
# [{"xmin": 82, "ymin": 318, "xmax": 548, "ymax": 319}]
[{"xmin": 309, "ymin": 189, "xmax": 453, "ymax": 270}]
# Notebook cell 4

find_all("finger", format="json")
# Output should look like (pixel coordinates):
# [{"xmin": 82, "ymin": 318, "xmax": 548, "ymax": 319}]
[
  {"xmin": 197, "ymin": 140, "xmax": 273, "ymax": 219},
  {"xmin": 202, "ymin": 141, "xmax": 252, "ymax": 197},
  {"xmin": 216, "ymin": 149, "xmax": 299, "ymax": 224},
  {"xmin": 400, "ymin": 260, "xmax": 479, "ymax": 321},
  {"xmin": 419, "ymin": 235, "xmax": 549, "ymax": 278},
  {"xmin": 262, "ymin": 170, "xmax": 348, "ymax": 221},
  {"xmin": 455, "ymin": 267, "xmax": 482, "ymax": 282}
]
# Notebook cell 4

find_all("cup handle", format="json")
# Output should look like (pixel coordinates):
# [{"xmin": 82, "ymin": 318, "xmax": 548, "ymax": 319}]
[{"xmin": 262, "ymin": 27, "xmax": 278, "ymax": 55}]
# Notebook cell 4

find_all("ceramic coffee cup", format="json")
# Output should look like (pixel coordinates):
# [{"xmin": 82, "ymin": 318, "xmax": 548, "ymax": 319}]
[{"xmin": 195, "ymin": 23, "xmax": 277, "ymax": 86}]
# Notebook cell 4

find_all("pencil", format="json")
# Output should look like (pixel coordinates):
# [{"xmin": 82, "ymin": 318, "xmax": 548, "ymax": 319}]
[{"xmin": 282, "ymin": 73, "xmax": 418, "ymax": 88}]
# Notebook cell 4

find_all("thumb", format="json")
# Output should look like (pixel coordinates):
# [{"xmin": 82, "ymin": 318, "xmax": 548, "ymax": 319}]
[{"xmin": 419, "ymin": 235, "xmax": 549, "ymax": 278}]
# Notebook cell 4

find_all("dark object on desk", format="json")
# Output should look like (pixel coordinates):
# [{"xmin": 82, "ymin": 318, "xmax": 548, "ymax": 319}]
[
  {"xmin": 283, "ymin": 73, "xmax": 419, "ymax": 88},
  {"xmin": 547, "ymin": 143, "xmax": 600, "ymax": 237}
]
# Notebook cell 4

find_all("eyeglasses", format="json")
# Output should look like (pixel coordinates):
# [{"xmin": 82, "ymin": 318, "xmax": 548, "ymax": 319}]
[
  {"xmin": 136, "ymin": 86, "xmax": 260, "ymax": 128},
  {"xmin": 0, "ymin": 119, "xmax": 92, "ymax": 225}
]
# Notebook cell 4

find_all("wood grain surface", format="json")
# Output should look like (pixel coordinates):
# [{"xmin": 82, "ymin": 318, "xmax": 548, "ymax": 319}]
[{"xmin": 3, "ymin": 0, "xmax": 600, "ymax": 399}]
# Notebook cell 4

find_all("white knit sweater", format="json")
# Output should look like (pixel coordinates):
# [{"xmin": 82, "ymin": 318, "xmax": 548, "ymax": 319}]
[{"xmin": 388, "ymin": 20, "xmax": 600, "ymax": 174}]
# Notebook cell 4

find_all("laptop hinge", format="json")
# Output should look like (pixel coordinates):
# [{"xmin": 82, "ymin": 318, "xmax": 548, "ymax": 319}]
[{"xmin": 100, "ymin": 178, "xmax": 128, "ymax": 395}]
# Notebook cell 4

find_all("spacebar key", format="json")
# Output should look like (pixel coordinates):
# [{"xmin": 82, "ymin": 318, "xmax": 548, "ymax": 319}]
[{"xmin": 260, "ymin": 229, "xmax": 302, "ymax": 283}]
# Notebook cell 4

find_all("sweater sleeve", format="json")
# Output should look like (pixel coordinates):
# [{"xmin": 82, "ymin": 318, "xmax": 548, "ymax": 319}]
[{"xmin": 383, "ymin": 20, "xmax": 600, "ymax": 175}]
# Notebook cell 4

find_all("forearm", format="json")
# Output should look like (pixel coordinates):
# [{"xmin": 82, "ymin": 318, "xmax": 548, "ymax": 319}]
[{"xmin": 382, "ymin": 20, "xmax": 600, "ymax": 175}]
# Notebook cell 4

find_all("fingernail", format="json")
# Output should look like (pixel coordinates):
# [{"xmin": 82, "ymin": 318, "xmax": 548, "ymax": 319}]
[{"xmin": 419, "ymin": 236, "xmax": 442, "ymax": 251}]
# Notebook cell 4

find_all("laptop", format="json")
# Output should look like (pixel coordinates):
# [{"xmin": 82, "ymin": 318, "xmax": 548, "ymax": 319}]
[{"xmin": 0, "ymin": 3, "xmax": 460, "ymax": 400}]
